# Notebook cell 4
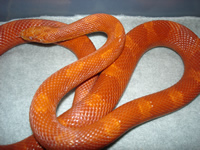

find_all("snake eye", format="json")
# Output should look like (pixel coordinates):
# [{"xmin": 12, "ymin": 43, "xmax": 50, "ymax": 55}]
[{"xmin": 29, "ymin": 36, "xmax": 33, "ymax": 40}]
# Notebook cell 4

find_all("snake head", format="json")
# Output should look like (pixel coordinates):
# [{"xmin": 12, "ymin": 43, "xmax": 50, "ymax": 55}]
[{"xmin": 20, "ymin": 26, "xmax": 57, "ymax": 44}]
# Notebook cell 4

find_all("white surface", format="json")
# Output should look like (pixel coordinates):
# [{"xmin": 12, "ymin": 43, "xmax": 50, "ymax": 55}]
[{"xmin": 0, "ymin": 15, "xmax": 200, "ymax": 149}]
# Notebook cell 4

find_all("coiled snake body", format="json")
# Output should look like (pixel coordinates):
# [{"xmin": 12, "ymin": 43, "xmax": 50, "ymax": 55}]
[{"xmin": 0, "ymin": 14, "xmax": 200, "ymax": 149}]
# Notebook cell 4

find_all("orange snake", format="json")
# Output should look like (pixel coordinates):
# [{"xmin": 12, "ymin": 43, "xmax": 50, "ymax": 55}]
[{"xmin": 0, "ymin": 14, "xmax": 200, "ymax": 149}]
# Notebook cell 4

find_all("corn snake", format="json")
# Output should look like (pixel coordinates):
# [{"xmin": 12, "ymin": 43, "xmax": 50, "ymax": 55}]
[{"xmin": 0, "ymin": 13, "xmax": 200, "ymax": 149}]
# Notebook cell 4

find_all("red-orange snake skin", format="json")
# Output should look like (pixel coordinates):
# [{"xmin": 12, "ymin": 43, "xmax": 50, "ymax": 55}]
[{"xmin": 0, "ymin": 14, "xmax": 200, "ymax": 149}]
